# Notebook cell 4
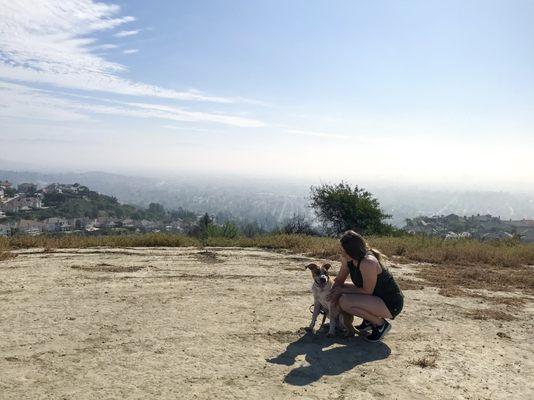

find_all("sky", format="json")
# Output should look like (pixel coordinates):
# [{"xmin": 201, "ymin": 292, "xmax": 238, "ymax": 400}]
[{"xmin": 0, "ymin": 0, "xmax": 533, "ymax": 190}]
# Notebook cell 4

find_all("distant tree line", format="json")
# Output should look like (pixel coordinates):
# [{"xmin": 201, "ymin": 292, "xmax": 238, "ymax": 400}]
[{"xmin": 5, "ymin": 180, "xmax": 399, "ymax": 239}]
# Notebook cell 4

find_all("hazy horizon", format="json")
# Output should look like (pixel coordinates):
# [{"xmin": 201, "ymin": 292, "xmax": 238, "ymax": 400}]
[{"xmin": 1, "ymin": 1, "xmax": 533, "ymax": 190}]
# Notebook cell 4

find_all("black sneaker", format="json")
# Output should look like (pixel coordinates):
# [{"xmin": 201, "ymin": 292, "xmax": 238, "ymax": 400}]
[
  {"xmin": 355, "ymin": 319, "xmax": 373, "ymax": 332},
  {"xmin": 364, "ymin": 320, "xmax": 391, "ymax": 342}
]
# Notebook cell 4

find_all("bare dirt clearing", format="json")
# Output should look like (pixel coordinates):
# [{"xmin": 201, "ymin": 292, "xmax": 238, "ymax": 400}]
[{"xmin": 1, "ymin": 247, "xmax": 533, "ymax": 399}]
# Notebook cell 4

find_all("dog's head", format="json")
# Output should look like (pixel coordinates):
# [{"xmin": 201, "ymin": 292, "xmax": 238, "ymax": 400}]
[{"xmin": 305, "ymin": 263, "xmax": 332, "ymax": 288}]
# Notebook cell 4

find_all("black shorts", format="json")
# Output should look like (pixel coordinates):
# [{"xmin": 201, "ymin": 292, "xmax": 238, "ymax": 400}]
[{"xmin": 383, "ymin": 292, "xmax": 404, "ymax": 319}]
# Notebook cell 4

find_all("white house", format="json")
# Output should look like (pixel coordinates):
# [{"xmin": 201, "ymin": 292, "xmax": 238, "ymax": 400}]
[{"xmin": 0, "ymin": 196, "xmax": 42, "ymax": 213}]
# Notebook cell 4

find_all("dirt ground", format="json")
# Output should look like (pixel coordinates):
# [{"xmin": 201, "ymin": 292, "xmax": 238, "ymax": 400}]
[{"xmin": 1, "ymin": 247, "xmax": 533, "ymax": 399}]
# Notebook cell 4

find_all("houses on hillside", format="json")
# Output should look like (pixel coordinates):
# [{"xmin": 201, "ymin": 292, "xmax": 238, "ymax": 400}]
[
  {"xmin": 0, "ymin": 216, "xmax": 190, "ymax": 237},
  {"xmin": 404, "ymin": 214, "xmax": 534, "ymax": 243},
  {"xmin": 0, "ymin": 180, "xmax": 43, "ymax": 214},
  {"xmin": 0, "ymin": 195, "xmax": 43, "ymax": 213}
]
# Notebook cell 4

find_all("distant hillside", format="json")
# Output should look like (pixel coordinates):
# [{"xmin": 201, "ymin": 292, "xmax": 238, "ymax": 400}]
[
  {"xmin": 0, "ymin": 182, "xmax": 196, "ymax": 223},
  {"xmin": 2, "ymin": 169, "xmax": 534, "ymax": 228}
]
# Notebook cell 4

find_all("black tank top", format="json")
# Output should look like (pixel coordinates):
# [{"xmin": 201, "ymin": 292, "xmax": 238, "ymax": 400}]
[{"xmin": 347, "ymin": 252, "xmax": 402, "ymax": 298}]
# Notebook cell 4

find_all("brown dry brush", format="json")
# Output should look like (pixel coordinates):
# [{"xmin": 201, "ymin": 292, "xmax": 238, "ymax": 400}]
[
  {"xmin": 409, "ymin": 355, "xmax": 438, "ymax": 369},
  {"xmin": 3, "ymin": 233, "xmax": 534, "ymax": 268},
  {"xmin": 415, "ymin": 262, "xmax": 534, "ymax": 295},
  {"xmin": 464, "ymin": 309, "xmax": 516, "ymax": 321},
  {"xmin": 0, "ymin": 237, "xmax": 16, "ymax": 261}
]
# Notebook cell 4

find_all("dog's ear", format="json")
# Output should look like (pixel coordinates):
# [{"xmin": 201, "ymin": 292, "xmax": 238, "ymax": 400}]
[
  {"xmin": 322, "ymin": 263, "xmax": 332, "ymax": 270},
  {"xmin": 305, "ymin": 263, "xmax": 319, "ymax": 271}
]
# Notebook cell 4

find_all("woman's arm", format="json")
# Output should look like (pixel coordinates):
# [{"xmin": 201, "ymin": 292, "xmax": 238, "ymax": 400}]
[
  {"xmin": 358, "ymin": 259, "xmax": 378, "ymax": 295},
  {"xmin": 332, "ymin": 257, "xmax": 349, "ymax": 288}
]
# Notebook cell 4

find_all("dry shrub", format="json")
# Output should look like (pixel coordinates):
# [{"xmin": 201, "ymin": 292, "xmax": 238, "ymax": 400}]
[
  {"xmin": 496, "ymin": 331, "xmax": 511, "ymax": 339},
  {"xmin": 0, "ymin": 251, "xmax": 17, "ymax": 261},
  {"xmin": 409, "ymin": 354, "xmax": 438, "ymax": 368}
]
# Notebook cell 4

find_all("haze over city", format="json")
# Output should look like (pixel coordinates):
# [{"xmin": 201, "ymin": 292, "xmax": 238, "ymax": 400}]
[{"xmin": 0, "ymin": 0, "xmax": 532, "ymax": 192}]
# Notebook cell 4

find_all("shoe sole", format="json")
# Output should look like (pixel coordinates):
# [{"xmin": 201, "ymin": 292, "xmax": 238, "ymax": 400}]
[{"xmin": 364, "ymin": 323, "xmax": 391, "ymax": 342}]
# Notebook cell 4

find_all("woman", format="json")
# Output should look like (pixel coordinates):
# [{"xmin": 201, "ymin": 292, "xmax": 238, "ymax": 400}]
[{"xmin": 327, "ymin": 230, "xmax": 404, "ymax": 342}]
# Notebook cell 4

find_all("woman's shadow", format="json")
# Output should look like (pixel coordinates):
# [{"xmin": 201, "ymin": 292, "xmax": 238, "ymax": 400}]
[{"xmin": 267, "ymin": 329, "xmax": 391, "ymax": 386}]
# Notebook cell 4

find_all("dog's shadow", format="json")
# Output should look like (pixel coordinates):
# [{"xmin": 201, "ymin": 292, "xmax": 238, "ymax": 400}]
[{"xmin": 267, "ymin": 330, "xmax": 391, "ymax": 386}]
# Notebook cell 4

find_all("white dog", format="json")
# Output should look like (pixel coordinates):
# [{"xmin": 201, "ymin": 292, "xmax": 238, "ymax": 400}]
[{"xmin": 304, "ymin": 263, "xmax": 349, "ymax": 337}]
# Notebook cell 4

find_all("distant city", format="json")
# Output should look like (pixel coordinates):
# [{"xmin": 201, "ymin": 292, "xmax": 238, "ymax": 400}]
[{"xmin": 1, "ymin": 169, "xmax": 534, "ymax": 242}]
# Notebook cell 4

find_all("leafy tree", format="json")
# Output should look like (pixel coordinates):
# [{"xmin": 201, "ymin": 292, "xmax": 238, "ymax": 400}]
[
  {"xmin": 198, "ymin": 213, "xmax": 213, "ymax": 242},
  {"xmin": 220, "ymin": 221, "xmax": 239, "ymax": 238},
  {"xmin": 146, "ymin": 203, "xmax": 166, "ymax": 220},
  {"xmin": 3, "ymin": 187, "xmax": 16, "ymax": 197},
  {"xmin": 309, "ymin": 181, "xmax": 393, "ymax": 235}
]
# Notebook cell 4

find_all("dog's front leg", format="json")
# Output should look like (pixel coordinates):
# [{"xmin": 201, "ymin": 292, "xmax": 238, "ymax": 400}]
[
  {"xmin": 305, "ymin": 301, "xmax": 321, "ymax": 333},
  {"xmin": 327, "ymin": 303, "xmax": 338, "ymax": 337}
]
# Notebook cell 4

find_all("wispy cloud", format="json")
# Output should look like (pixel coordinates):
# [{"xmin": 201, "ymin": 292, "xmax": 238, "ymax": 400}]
[
  {"xmin": 0, "ymin": 0, "xmax": 236, "ymax": 103},
  {"xmin": 114, "ymin": 29, "xmax": 140, "ymax": 38},
  {"xmin": 123, "ymin": 49, "xmax": 139, "ymax": 54},
  {"xmin": 0, "ymin": 81, "xmax": 90, "ymax": 122},
  {"xmin": 0, "ymin": 81, "xmax": 265, "ymax": 128},
  {"xmin": 285, "ymin": 129, "xmax": 348, "ymax": 139},
  {"xmin": 95, "ymin": 44, "xmax": 119, "ymax": 50}
]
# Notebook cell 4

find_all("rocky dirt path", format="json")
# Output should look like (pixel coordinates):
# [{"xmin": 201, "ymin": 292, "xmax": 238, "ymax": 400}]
[{"xmin": 1, "ymin": 247, "xmax": 533, "ymax": 399}]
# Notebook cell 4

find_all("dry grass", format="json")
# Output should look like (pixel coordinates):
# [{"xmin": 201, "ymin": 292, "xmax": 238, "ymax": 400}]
[
  {"xmin": 439, "ymin": 287, "xmax": 527, "ymax": 306},
  {"xmin": 368, "ymin": 236, "xmax": 534, "ymax": 268},
  {"xmin": 415, "ymin": 263, "xmax": 534, "ymax": 295},
  {"xmin": 2, "ymin": 233, "xmax": 534, "ymax": 268},
  {"xmin": 437, "ymin": 287, "xmax": 467, "ymax": 297},
  {"xmin": 6, "ymin": 233, "xmax": 199, "ymax": 249},
  {"xmin": 0, "ymin": 251, "xmax": 17, "ymax": 261},
  {"xmin": 464, "ymin": 309, "xmax": 516, "ymax": 321},
  {"xmin": 396, "ymin": 277, "xmax": 426, "ymax": 291}
]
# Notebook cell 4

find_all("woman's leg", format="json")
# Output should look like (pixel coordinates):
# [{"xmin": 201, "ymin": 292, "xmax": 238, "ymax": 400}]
[{"xmin": 338, "ymin": 293, "xmax": 393, "ymax": 326}]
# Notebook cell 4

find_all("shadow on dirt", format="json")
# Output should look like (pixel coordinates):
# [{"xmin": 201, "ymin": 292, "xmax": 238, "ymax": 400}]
[{"xmin": 267, "ymin": 330, "xmax": 390, "ymax": 386}]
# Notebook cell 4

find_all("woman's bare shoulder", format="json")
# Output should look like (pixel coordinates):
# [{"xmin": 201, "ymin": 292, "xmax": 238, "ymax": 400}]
[{"xmin": 361, "ymin": 255, "xmax": 381, "ymax": 272}]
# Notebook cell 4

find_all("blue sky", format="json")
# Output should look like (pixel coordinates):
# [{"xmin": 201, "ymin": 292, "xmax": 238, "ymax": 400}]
[{"xmin": 0, "ymin": 0, "xmax": 533, "ymax": 188}]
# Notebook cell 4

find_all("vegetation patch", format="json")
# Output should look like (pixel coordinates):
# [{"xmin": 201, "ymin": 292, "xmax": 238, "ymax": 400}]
[
  {"xmin": 0, "ymin": 251, "xmax": 17, "ymax": 261},
  {"xmin": 396, "ymin": 277, "xmax": 426, "ymax": 291},
  {"xmin": 415, "ymin": 263, "xmax": 534, "ymax": 295},
  {"xmin": 194, "ymin": 250, "xmax": 224, "ymax": 264},
  {"xmin": 464, "ymin": 309, "xmax": 516, "ymax": 321},
  {"xmin": 409, "ymin": 354, "xmax": 438, "ymax": 369},
  {"xmin": 71, "ymin": 264, "xmax": 145, "ymax": 273},
  {"xmin": 3, "ymin": 232, "xmax": 534, "ymax": 267}
]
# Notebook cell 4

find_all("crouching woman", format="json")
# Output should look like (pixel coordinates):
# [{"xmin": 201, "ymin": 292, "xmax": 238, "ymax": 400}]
[{"xmin": 327, "ymin": 230, "xmax": 404, "ymax": 342}]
